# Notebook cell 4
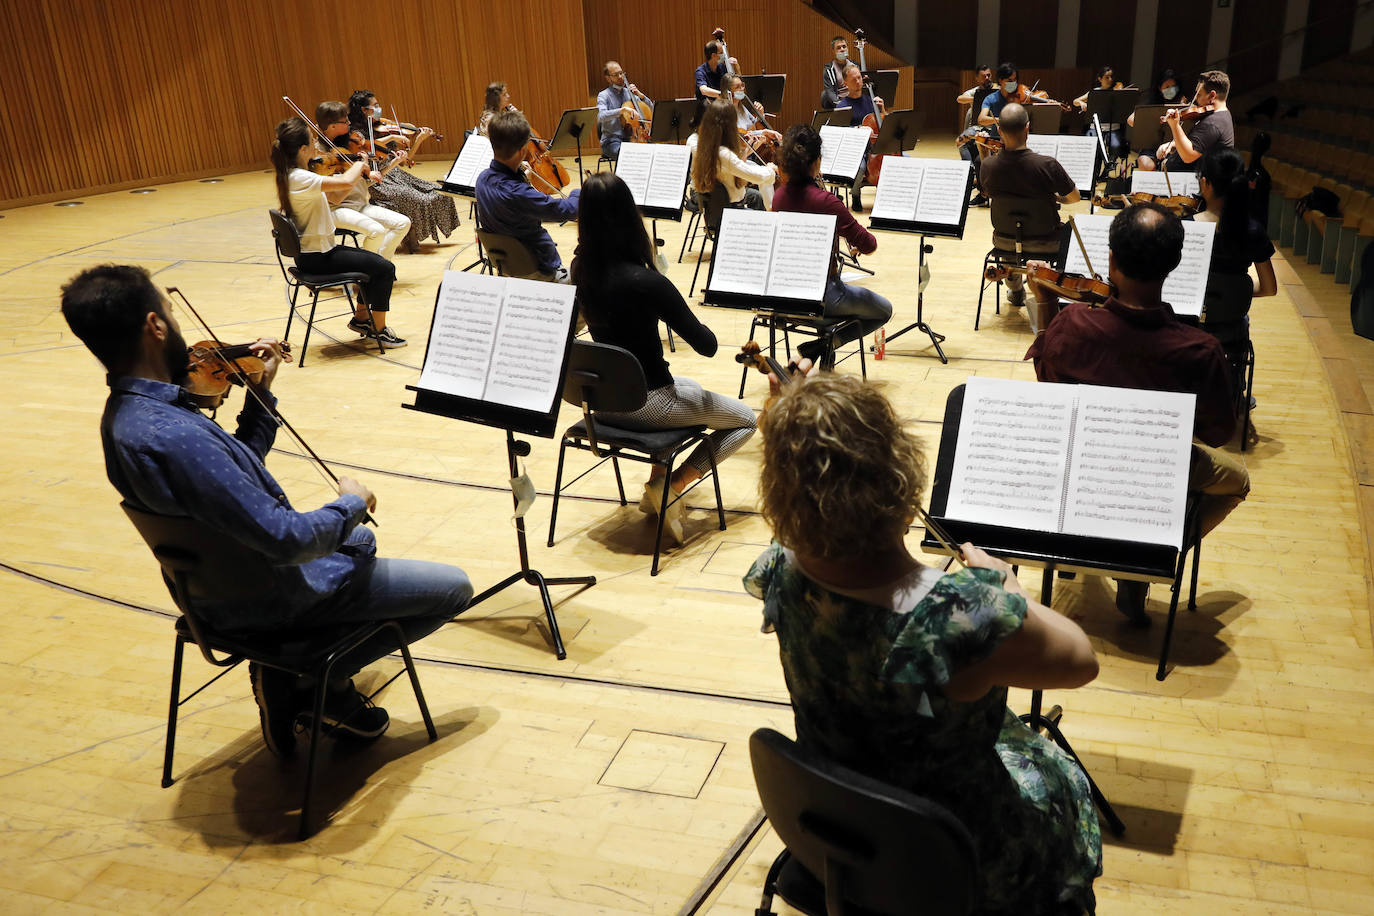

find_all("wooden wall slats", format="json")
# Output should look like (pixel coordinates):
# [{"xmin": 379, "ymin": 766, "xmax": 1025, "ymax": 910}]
[
  {"xmin": 1153, "ymin": 0, "xmax": 1210, "ymax": 90},
  {"xmin": 999, "ymin": 0, "xmax": 1060, "ymax": 70},
  {"xmin": 4, "ymin": 0, "xmax": 591, "ymax": 208},
  {"xmin": 1077, "ymin": 0, "xmax": 1137, "ymax": 84}
]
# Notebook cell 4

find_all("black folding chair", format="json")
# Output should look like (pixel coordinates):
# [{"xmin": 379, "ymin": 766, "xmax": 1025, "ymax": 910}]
[
  {"xmin": 1201, "ymin": 272, "xmax": 1258, "ymax": 450},
  {"xmin": 689, "ymin": 181, "xmax": 730, "ymax": 297},
  {"xmin": 976, "ymin": 196, "xmax": 1064, "ymax": 329}
]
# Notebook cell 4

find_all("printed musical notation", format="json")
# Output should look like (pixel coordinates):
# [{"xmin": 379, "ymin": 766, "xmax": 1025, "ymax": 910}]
[
  {"xmin": 1023, "ymin": 134, "xmax": 1100, "ymax": 191},
  {"xmin": 418, "ymin": 271, "xmax": 577, "ymax": 413},
  {"xmin": 707, "ymin": 209, "xmax": 834, "ymax": 302},
  {"xmin": 946, "ymin": 377, "xmax": 1195, "ymax": 548},
  {"xmin": 613, "ymin": 142, "xmax": 691, "ymax": 212},
  {"xmin": 441, "ymin": 133, "xmax": 494, "ymax": 191},
  {"xmin": 869, "ymin": 157, "xmax": 971, "ymax": 228},
  {"xmin": 818, "ymin": 125, "xmax": 871, "ymax": 181},
  {"xmin": 1064, "ymin": 213, "xmax": 1216, "ymax": 316}
]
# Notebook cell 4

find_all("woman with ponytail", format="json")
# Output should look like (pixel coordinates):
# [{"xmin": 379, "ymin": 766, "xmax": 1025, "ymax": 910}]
[
  {"xmin": 271, "ymin": 117, "xmax": 406, "ymax": 348},
  {"xmin": 1196, "ymin": 147, "xmax": 1277, "ymax": 298}
]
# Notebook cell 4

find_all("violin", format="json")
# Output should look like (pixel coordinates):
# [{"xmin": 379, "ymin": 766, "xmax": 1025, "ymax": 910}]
[
  {"xmin": 184, "ymin": 340, "xmax": 292, "ymax": 410},
  {"xmin": 984, "ymin": 264, "xmax": 1115, "ymax": 305},
  {"xmin": 1162, "ymin": 102, "xmax": 1216, "ymax": 123},
  {"xmin": 735, "ymin": 340, "xmax": 799, "ymax": 383},
  {"xmin": 378, "ymin": 111, "xmax": 444, "ymax": 143},
  {"xmin": 1012, "ymin": 83, "xmax": 1073, "ymax": 113},
  {"xmin": 520, "ymin": 132, "xmax": 570, "ymax": 194},
  {"xmin": 1094, "ymin": 191, "xmax": 1200, "ymax": 218}
]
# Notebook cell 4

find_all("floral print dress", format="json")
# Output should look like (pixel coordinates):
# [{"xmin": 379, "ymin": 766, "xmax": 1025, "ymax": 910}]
[{"xmin": 745, "ymin": 544, "xmax": 1101, "ymax": 915}]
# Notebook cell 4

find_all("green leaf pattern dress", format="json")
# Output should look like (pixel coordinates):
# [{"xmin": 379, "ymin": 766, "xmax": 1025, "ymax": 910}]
[{"xmin": 745, "ymin": 543, "xmax": 1101, "ymax": 915}]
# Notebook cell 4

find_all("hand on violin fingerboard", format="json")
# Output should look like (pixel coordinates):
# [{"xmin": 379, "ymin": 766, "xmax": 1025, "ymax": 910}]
[{"xmin": 246, "ymin": 338, "xmax": 289, "ymax": 389}]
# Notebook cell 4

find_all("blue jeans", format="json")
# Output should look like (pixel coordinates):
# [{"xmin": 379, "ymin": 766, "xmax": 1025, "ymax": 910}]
[
  {"xmin": 823, "ymin": 274, "xmax": 893, "ymax": 346},
  {"xmin": 601, "ymin": 135, "xmax": 622, "ymax": 160}
]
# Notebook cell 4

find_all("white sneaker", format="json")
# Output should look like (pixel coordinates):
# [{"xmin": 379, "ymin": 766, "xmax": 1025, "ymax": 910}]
[
  {"xmin": 640, "ymin": 478, "xmax": 666, "ymax": 516},
  {"xmin": 661, "ymin": 487, "xmax": 685, "ymax": 545}
]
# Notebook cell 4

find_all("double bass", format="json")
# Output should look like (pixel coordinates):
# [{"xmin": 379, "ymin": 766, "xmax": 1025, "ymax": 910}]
[
  {"xmin": 852, "ymin": 29, "xmax": 884, "ymax": 186},
  {"xmin": 712, "ymin": 28, "xmax": 777, "ymax": 165}
]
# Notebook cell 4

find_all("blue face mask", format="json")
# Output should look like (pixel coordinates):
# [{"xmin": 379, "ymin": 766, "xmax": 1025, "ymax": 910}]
[{"xmin": 1003, "ymin": 80, "xmax": 1018, "ymax": 94}]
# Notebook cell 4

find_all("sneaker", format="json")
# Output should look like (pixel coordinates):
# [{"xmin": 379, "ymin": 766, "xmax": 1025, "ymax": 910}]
[
  {"xmin": 850, "ymin": 195, "xmax": 864, "ymax": 213},
  {"xmin": 969, "ymin": 193, "xmax": 990, "ymax": 208},
  {"xmin": 373, "ymin": 326, "xmax": 407, "ymax": 348},
  {"xmin": 300, "ymin": 680, "xmax": 390, "ymax": 740},
  {"xmin": 249, "ymin": 662, "xmax": 303, "ymax": 758},
  {"xmin": 640, "ymin": 477, "xmax": 667, "ymax": 516},
  {"xmin": 1007, "ymin": 290, "xmax": 1026, "ymax": 309},
  {"xmin": 660, "ymin": 486, "xmax": 685, "ymax": 545},
  {"xmin": 347, "ymin": 316, "xmax": 376, "ymax": 337},
  {"xmin": 1113, "ymin": 579, "xmax": 1152, "ymax": 627},
  {"xmin": 1248, "ymin": 395, "xmax": 1258, "ymax": 410}
]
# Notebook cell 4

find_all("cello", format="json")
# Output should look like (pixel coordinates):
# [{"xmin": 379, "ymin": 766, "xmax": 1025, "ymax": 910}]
[
  {"xmin": 616, "ymin": 70, "xmax": 653, "ymax": 144},
  {"xmin": 852, "ymin": 29, "xmax": 885, "ymax": 186}
]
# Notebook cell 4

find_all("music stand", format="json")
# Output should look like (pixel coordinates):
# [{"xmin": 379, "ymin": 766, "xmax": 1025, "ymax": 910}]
[
  {"xmin": 1028, "ymin": 102, "xmax": 1064, "ymax": 134},
  {"xmin": 549, "ymin": 107, "xmax": 600, "ymax": 178},
  {"xmin": 402, "ymin": 277, "xmax": 597, "ymax": 661},
  {"xmin": 437, "ymin": 132, "xmax": 494, "ymax": 271},
  {"xmin": 1130, "ymin": 104, "xmax": 1173, "ymax": 152},
  {"xmin": 871, "ymin": 108, "xmax": 923, "ymax": 159},
  {"xmin": 648, "ymin": 99, "xmax": 699, "ymax": 144},
  {"xmin": 740, "ymin": 74, "xmax": 786, "ymax": 114},
  {"xmin": 811, "ymin": 108, "xmax": 853, "ymax": 130},
  {"xmin": 862, "ymin": 69, "xmax": 899, "ymax": 107}
]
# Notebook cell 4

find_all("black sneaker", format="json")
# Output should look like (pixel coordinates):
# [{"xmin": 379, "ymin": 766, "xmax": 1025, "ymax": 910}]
[
  {"xmin": 249, "ymin": 662, "xmax": 303, "ymax": 758},
  {"xmin": 347, "ymin": 316, "xmax": 376, "ymax": 337},
  {"xmin": 796, "ymin": 339, "xmax": 828, "ymax": 365},
  {"xmin": 1114, "ymin": 579, "xmax": 1152, "ymax": 627},
  {"xmin": 301, "ymin": 680, "xmax": 390, "ymax": 740},
  {"xmin": 969, "ymin": 193, "xmax": 990, "ymax": 208},
  {"xmin": 373, "ymin": 327, "xmax": 407, "ymax": 348},
  {"xmin": 850, "ymin": 195, "xmax": 864, "ymax": 213}
]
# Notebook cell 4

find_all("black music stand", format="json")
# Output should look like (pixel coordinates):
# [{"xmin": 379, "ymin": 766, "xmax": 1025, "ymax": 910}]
[
  {"xmin": 402, "ymin": 282, "xmax": 596, "ymax": 661},
  {"xmin": 871, "ymin": 109, "xmax": 923, "ymax": 159},
  {"xmin": 1085, "ymin": 88, "xmax": 1139, "ymax": 136},
  {"xmin": 862, "ymin": 69, "xmax": 899, "ymax": 108},
  {"xmin": 740, "ymin": 74, "xmax": 786, "ymax": 114},
  {"xmin": 549, "ymin": 107, "xmax": 600, "ymax": 179},
  {"xmin": 648, "ymin": 99, "xmax": 699, "ymax": 144},
  {"xmin": 1130, "ymin": 105, "xmax": 1173, "ymax": 153},
  {"xmin": 811, "ymin": 108, "xmax": 854, "ymax": 130},
  {"xmin": 1028, "ymin": 102, "xmax": 1064, "ymax": 134},
  {"xmin": 438, "ymin": 132, "xmax": 493, "ymax": 272},
  {"xmin": 867, "ymin": 164, "xmax": 972, "ymax": 364}
]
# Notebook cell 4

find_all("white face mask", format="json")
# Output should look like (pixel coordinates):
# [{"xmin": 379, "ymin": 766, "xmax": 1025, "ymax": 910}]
[
  {"xmin": 835, "ymin": 51, "xmax": 847, "ymax": 62},
  {"xmin": 369, "ymin": 105, "xmax": 381, "ymax": 117},
  {"xmin": 1161, "ymin": 86, "xmax": 1179, "ymax": 100},
  {"xmin": 732, "ymin": 89, "xmax": 745, "ymax": 100},
  {"xmin": 1002, "ymin": 80, "xmax": 1018, "ymax": 94}
]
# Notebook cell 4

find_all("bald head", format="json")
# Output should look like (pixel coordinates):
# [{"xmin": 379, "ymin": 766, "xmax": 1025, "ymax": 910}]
[{"xmin": 998, "ymin": 102, "xmax": 1029, "ymax": 135}]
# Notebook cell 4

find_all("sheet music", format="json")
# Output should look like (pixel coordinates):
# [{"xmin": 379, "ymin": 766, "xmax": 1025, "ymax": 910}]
[
  {"xmin": 1064, "ymin": 214, "xmax": 1215, "ymax": 316},
  {"xmin": 913, "ymin": 160, "xmax": 971, "ymax": 225},
  {"xmin": 1130, "ymin": 170, "xmax": 1200, "ymax": 198},
  {"xmin": 1023, "ymin": 135, "xmax": 1097, "ymax": 191},
  {"xmin": 945, "ymin": 378, "xmax": 1077, "ymax": 533},
  {"xmin": 418, "ymin": 271, "xmax": 576, "ymax": 413},
  {"xmin": 819, "ymin": 125, "xmax": 870, "ymax": 180},
  {"xmin": 443, "ymin": 133, "xmax": 494, "ymax": 189},
  {"xmin": 708, "ymin": 210, "xmax": 835, "ymax": 301},
  {"xmin": 945, "ymin": 378, "xmax": 1195, "ymax": 548},
  {"xmin": 612, "ymin": 142, "xmax": 654, "ymax": 202},
  {"xmin": 1062, "ymin": 386, "xmax": 1194, "ymax": 547},
  {"xmin": 644, "ymin": 143, "xmax": 690, "ymax": 210},
  {"xmin": 869, "ymin": 156, "xmax": 923, "ymax": 221}
]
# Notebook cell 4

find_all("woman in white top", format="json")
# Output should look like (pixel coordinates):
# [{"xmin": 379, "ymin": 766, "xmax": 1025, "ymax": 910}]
[
  {"xmin": 690, "ymin": 98, "xmax": 777, "ymax": 210},
  {"xmin": 270, "ymin": 117, "xmax": 405, "ymax": 348}
]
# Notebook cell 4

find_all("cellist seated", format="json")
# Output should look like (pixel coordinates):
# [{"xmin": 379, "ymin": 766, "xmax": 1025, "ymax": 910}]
[
  {"xmin": 840, "ymin": 62, "xmax": 884, "ymax": 212},
  {"xmin": 597, "ymin": 60, "xmax": 650, "ymax": 161}
]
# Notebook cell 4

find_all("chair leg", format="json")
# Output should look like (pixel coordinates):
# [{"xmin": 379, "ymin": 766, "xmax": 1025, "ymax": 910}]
[
  {"xmin": 856, "ymin": 333, "xmax": 867, "ymax": 379},
  {"xmin": 678, "ymin": 208, "xmax": 700, "ymax": 263},
  {"xmin": 690, "ymin": 233, "xmax": 714, "ymax": 298},
  {"xmin": 611, "ymin": 455, "xmax": 627, "ymax": 505},
  {"xmin": 391, "ymin": 622, "xmax": 437, "ymax": 741},
  {"xmin": 1188, "ymin": 533, "xmax": 1202, "ymax": 612},
  {"xmin": 161, "ymin": 635, "xmax": 186, "ymax": 789},
  {"xmin": 756, "ymin": 848, "xmax": 791, "ymax": 916},
  {"xmin": 547, "ymin": 439, "xmax": 570, "ymax": 548},
  {"xmin": 651, "ymin": 460, "xmax": 672, "ymax": 577},
  {"xmin": 284, "ymin": 285, "xmax": 301, "ymax": 349},
  {"xmin": 300, "ymin": 291, "xmax": 320, "ymax": 368},
  {"xmin": 704, "ymin": 440, "xmax": 725, "ymax": 531},
  {"xmin": 299, "ymin": 680, "xmax": 328, "ymax": 840}
]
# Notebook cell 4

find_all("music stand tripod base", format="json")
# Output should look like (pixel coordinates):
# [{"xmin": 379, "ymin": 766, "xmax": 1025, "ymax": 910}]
[{"xmin": 876, "ymin": 234, "xmax": 948, "ymax": 363}]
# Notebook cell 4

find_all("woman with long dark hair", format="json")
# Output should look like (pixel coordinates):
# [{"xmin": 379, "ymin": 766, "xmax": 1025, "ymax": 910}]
[
  {"xmin": 571, "ymin": 172, "xmax": 756, "ymax": 544},
  {"xmin": 270, "ymin": 117, "xmax": 404, "ymax": 347},
  {"xmin": 1196, "ymin": 147, "xmax": 1278, "ymax": 298}
]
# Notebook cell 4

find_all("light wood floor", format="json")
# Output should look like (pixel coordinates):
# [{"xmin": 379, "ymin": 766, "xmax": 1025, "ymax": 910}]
[{"xmin": 1, "ymin": 146, "xmax": 1371, "ymax": 915}]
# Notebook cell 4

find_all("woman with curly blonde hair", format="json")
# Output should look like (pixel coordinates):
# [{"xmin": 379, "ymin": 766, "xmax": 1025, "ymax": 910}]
[{"xmin": 745, "ymin": 372, "xmax": 1103, "ymax": 916}]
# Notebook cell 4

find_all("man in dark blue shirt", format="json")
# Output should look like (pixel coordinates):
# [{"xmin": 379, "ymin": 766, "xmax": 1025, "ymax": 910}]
[
  {"xmin": 693, "ymin": 40, "xmax": 734, "ymax": 104},
  {"xmin": 475, "ymin": 110, "xmax": 580, "ymax": 281},
  {"xmin": 60, "ymin": 265, "xmax": 473, "ymax": 758}
]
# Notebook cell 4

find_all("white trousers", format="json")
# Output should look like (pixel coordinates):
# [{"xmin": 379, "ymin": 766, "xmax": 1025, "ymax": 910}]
[{"xmin": 333, "ymin": 204, "xmax": 411, "ymax": 260}]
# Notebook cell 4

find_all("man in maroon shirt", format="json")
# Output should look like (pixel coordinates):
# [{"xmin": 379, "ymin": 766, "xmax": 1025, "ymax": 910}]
[
  {"xmin": 772, "ymin": 124, "xmax": 893, "ymax": 364},
  {"xmin": 1026, "ymin": 203, "xmax": 1249, "ymax": 622}
]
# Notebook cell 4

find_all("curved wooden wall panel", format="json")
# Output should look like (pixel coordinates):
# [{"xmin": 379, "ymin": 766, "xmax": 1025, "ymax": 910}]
[{"xmin": 0, "ymin": 0, "xmax": 590, "ymax": 208}]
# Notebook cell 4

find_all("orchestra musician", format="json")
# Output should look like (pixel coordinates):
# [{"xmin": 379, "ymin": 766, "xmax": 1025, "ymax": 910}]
[
  {"xmin": 596, "ymin": 61, "xmax": 648, "ymax": 162},
  {"xmin": 956, "ymin": 64, "xmax": 995, "ymax": 130},
  {"xmin": 694, "ymin": 39, "xmax": 737, "ymax": 103},
  {"xmin": 271, "ymin": 117, "xmax": 406, "ymax": 347},
  {"xmin": 1024, "ymin": 203, "xmax": 1250, "ymax": 622},
  {"xmin": 477, "ymin": 82, "xmax": 513, "ymax": 136},
  {"xmin": 725, "ymin": 73, "xmax": 782, "ymax": 150},
  {"xmin": 820, "ymin": 35, "xmax": 852, "ymax": 110},
  {"xmin": 771, "ymin": 124, "xmax": 893, "ymax": 365},
  {"xmin": 571, "ymin": 173, "xmax": 756, "ymax": 546},
  {"xmin": 691, "ymin": 98, "xmax": 777, "ymax": 211},
  {"xmin": 840, "ymin": 61, "xmax": 884, "ymax": 212},
  {"xmin": 958, "ymin": 62, "xmax": 1023, "ymax": 207},
  {"xmin": 346, "ymin": 90, "xmax": 458, "ymax": 251},
  {"xmin": 745, "ymin": 370, "xmax": 1102, "ymax": 916},
  {"xmin": 1125, "ymin": 67, "xmax": 1182, "ymax": 149},
  {"xmin": 1136, "ymin": 69, "xmax": 1234, "ymax": 172},
  {"xmin": 313, "ymin": 101, "xmax": 412, "ymax": 261},
  {"xmin": 1073, "ymin": 66, "xmax": 1128, "ymax": 161},
  {"xmin": 59, "ymin": 264, "xmax": 473, "ymax": 756},
  {"xmin": 474, "ymin": 109, "xmax": 580, "ymax": 282},
  {"xmin": 978, "ymin": 103, "xmax": 1078, "ymax": 323},
  {"xmin": 1195, "ymin": 147, "xmax": 1278, "ymax": 301}
]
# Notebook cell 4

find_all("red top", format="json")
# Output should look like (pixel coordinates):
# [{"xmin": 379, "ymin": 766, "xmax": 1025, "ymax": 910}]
[
  {"xmin": 1025, "ymin": 297, "xmax": 1239, "ymax": 447},
  {"xmin": 772, "ymin": 179, "xmax": 877, "ymax": 276}
]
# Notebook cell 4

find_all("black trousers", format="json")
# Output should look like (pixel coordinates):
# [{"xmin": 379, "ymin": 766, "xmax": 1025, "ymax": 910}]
[{"xmin": 296, "ymin": 246, "xmax": 395, "ymax": 311}]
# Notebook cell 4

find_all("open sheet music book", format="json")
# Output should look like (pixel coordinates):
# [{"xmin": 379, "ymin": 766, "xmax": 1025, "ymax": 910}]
[
  {"xmin": 869, "ymin": 157, "xmax": 972, "ymax": 234},
  {"xmin": 818, "ymin": 125, "xmax": 872, "ymax": 182},
  {"xmin": 946, "ymin": 377, "xmax": 1196, "ymax": 549},
  {"xmin": 417, "ymin": 270, "xmax": 577, "ymax": 415},
  {"xmin": 440, "ymin": 133, "xmax": 494, "ymax": 194},
  {"xmin": 1063, "ymin": 213, "xmax": 1216, "ymax": 316},
  {"xmin": 1023, "ymin": 134, "xmax": 1100, "ymax": 192},
  {"xmin": 612, "ymin": 142, "xmax": 691, "ymax": 214},
  {"xmin": 706, "ymin": 209, "xmax": 834, "ymax": 306},
  {"xmin": 1130, "ymin": 170, "xmax": 1201, "ymax": 198}
]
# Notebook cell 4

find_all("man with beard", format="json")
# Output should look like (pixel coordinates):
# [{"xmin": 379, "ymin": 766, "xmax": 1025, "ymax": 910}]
[{"xmin": 60, "ymin": 265, "xmax": 472, "ymax": 758}]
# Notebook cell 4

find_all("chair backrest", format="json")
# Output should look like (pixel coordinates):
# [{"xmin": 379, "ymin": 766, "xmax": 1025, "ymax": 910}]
[
  {"xmin": 269, "ymin": 209, "xmax": 303, "ymax": 260},
  {"xmin": 990, "ymin": 196, "xmax": 1061, "ymax": 243},
  {"xmin": 559, "ymin": 340, "xmax": 649, "ymax": 414},
  {"xmin": 703, "ymin": 181, "xmax": 730, "ymax": 234},
  {"xmin": 475, "ymin": 230, "xmax": 544, "ymax": 279},
  {"xmin": 121, "ymin": 502, "xmax": 276, "ymax": 659},
  {"xmin": 1202, "ymin": 271, "xmax": 1255, "ymax": 327},
  {"xmin": 749, "ymin": 728, "xmax": 979, "ymax": 916}
]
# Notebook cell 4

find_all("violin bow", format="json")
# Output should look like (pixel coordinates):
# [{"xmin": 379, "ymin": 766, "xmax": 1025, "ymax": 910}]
[
  {"xmin": 1068, "ymin": 217, "xmax": 1100, "ymax": 279},
  {"xmin": 915, "ymin": 506, "xmax": 967, "ymax": 570},
  {"xmin": 166, "ymin": 286, "xmax": 377, "ymax": 527}
]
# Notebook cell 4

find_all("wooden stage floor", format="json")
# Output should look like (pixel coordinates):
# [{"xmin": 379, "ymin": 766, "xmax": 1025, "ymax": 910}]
[{"xmin": 1, "ymin": 148, "xmax": 1372, "ymax": 914}]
